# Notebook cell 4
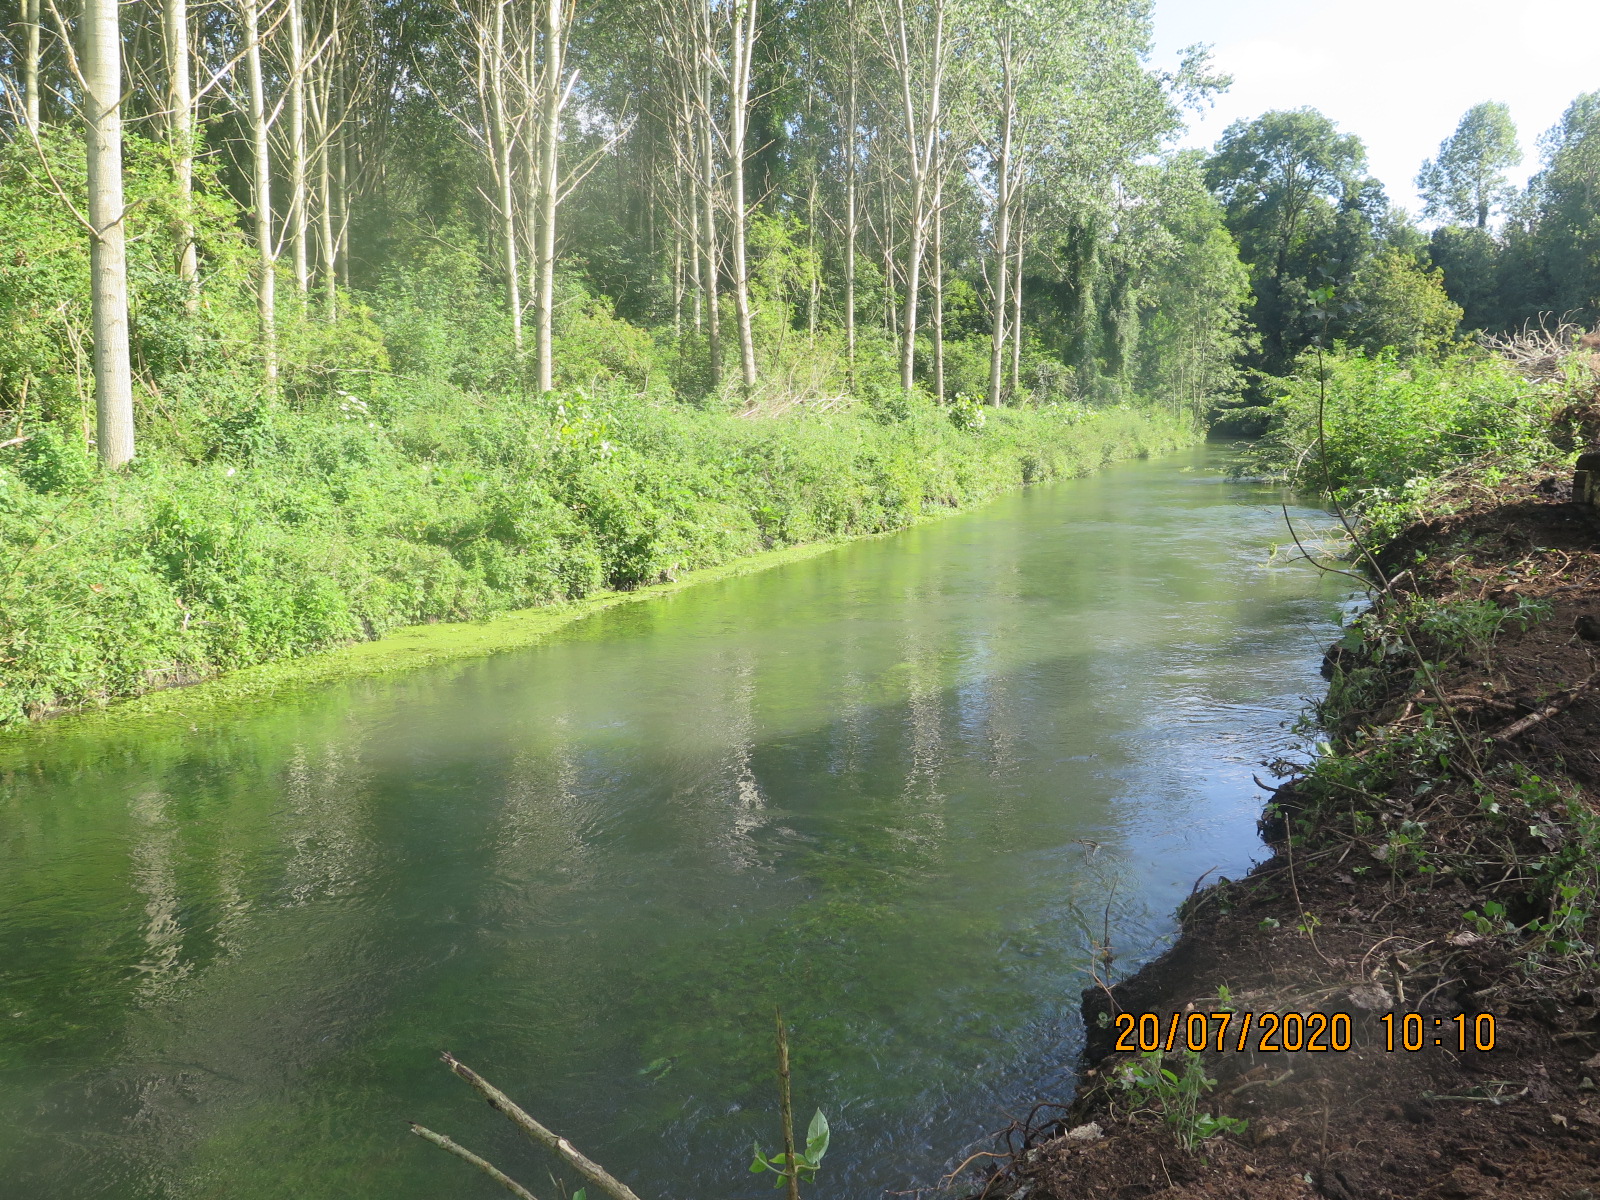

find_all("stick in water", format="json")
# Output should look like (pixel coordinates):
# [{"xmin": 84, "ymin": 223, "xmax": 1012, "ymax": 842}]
[
  {"xmin": 409, "ymin": 1122, "xmax": 541, "ymax": 1200},
  {"xmin": 440, "ymin": 1052, "xmax": 645, "ymax": 1200}
]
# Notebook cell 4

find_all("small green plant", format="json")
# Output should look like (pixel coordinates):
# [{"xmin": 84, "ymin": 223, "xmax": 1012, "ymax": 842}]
[
  {"xmin": 750, "ymin": 1009, "xmax": 831, "ymax": 1196},
  {"xmin": 1412, "ymin": 596, "xmax": 1552, "ymax": 658},
  {"xmin": 1114, "ymin": 1050, "xmax": 1248, "ymax": 1152},
  {"xmin": 751, "ymin": 1109, "xmax": 831, "ymax": 1191},
  {"xmin": 948, "ymin": 392, "xmax": 986, "ymax": 430}
]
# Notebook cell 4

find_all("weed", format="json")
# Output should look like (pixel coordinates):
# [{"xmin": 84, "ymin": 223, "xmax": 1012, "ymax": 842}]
[{"xmin": 1113, "ymin": 1050, "xmax": 1248, "ymax": 1152}]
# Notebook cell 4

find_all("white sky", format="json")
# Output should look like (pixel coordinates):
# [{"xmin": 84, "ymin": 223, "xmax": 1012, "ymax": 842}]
[{"xmin": 1149, "ymin": 0, "xmax": 1600, "ymax": 221}]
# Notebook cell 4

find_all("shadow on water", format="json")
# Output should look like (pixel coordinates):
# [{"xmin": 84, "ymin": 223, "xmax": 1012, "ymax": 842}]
[{"xmin": 0, "ymin": 444, "xmax": 1353, "ymax": 1199}]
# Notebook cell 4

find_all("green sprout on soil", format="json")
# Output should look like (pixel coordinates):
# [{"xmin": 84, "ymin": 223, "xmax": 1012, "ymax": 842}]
[{"xmin": 1113, "ymin": 1050, "xmax": 1247, "ymax": 1152}]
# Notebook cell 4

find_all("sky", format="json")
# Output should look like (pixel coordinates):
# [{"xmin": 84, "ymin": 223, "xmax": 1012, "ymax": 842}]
[{"xmin": 1149, "ymin": 0, "xmax": 1600, "ymax": 221}]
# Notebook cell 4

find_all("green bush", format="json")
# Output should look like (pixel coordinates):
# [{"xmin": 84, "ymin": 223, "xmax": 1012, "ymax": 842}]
[
  {"xmin": 1249, "ymin": 348, "xmax": 1563, "ymax": 532},
  {"xmin": 0, "ymin": 387, "xmax": 1192, "ymax": 725}
]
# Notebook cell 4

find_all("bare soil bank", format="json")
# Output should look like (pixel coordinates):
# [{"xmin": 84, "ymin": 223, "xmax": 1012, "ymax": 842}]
[{"xmin": 969, "ymin": 472, "xmax": 1600, "ymax": 1200}]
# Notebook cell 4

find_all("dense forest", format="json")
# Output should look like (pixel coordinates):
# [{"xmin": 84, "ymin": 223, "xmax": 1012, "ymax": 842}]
[
  {"xmin": 2, "ymin": 0, "xmax": 1598, "ymax": 446},
  {"xmin": 0, "ymin": 0, "xmax": 1598, "ymax": 721}
]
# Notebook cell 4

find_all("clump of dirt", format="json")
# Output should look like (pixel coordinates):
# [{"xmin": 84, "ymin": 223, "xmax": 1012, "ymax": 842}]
[{"xmin": 962, "ymin": 475, "xmax": 1600, "ymax": 1200}]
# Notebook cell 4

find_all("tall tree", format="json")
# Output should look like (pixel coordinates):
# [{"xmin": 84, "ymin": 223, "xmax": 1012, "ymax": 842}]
[
  {"xmin": 162, "ymin": 0, "xmax": 198, "ymax": 297},
  {"xmin": 82, "ymin": 0, "xmax": 134, "ymax": 465},
  {"xmin": 1417, "ymin": 101, "xmax": 1520, "ymax": 229}
]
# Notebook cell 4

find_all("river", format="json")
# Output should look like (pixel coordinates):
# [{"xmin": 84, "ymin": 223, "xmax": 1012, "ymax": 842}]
[{"xmin": 0, "ymin": 444, "xmax": 1350, "ymax": 1199}]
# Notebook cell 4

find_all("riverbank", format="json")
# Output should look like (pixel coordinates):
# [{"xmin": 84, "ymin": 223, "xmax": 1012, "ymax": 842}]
[
  {"xmin": 0, "ymin": 390, "xmax": 1194, "ymax": 732},
  {"xmin": 973, "ymin": 465, "xmax": 1600, "ymax": 1199}
]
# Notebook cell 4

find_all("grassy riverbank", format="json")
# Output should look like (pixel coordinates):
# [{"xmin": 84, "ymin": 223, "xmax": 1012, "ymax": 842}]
[{"xmin": 0, "ymin": 386, "xmax": 1193, "ymax": 728}]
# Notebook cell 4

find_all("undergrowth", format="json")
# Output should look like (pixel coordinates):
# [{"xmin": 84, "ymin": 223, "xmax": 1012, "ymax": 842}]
[{"xmin": 0, "ymin": 385, "xmax": 1191, "ymax": 726}]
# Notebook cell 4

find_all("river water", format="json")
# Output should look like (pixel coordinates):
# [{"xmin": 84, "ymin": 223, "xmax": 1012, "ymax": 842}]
[{"xmin": 0, "ymin": 445, "xmax": 1350, "ymax": 1200}]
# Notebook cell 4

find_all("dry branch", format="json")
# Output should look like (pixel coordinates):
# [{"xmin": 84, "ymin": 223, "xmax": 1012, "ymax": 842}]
[
  {"xmin": 440, "ymin": 1052, "xmax": 645, "ymax": 1200},
  {"xmin": 409, "ymin": 1123, "xmax": 542, "ymax": 1200},
  {"xmin": 1491, "ymin": 672, "xmax": 1600, "ymax": 743}
]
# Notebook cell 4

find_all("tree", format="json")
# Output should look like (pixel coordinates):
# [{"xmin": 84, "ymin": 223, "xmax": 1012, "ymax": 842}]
[
  {"xmin": 1206, "ymin": 109, "xmax": 1376, "ymax": 374},
  {"xmin": 1417, "ymin": 101, "xmax": 1520, "ymax": 229},
  {"xmin": 1342, "ymin": 249, "xmax": 1462, "ymax": 358},
  {"xmin": 82, "ymin": 0, "xmax": 134, "ymax": 465},
  {"xmin": 1528, "ymin": 91, "xmax": 1600, "ymax": 322}
]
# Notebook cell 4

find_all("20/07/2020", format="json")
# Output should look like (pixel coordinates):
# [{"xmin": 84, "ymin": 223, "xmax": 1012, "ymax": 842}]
[{"xmin": 1111, "ymin": 1011, "xmax": 1497, "ymax": 1053}]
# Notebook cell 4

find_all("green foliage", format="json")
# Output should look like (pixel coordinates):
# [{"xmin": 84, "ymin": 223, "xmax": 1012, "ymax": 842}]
[
  {"xmin": 1417, "ymin": 102, "xmax": 1522, "ymax": 229},
  {"xmin": 1249, "ymin": 348, "xmax": 1559, "ymax": 531},
  {"xmin": 750, "ymin": 1109, "xmax": 830, "ymax": 1189},
  {"xmin": 0, "ymin": 387, "xmax": 1190, "ymax": 725},
  {"xmin": 1341, "ymin": 251, "xmax": 1463, "ymax": 359},
  {"xmin": 1113, "ymin": 1051, "xmax": 1247, "ymax": 1152}
]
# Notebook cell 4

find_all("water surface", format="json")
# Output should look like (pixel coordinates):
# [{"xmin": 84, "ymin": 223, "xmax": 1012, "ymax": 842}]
[{"xmin": 0, "ymin": 445, "xmax": 1349, "ymax": 1199}]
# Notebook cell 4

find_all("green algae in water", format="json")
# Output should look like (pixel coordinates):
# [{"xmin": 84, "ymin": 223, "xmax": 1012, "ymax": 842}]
[{"xmin": 0, "ymin": 447, "xmax": 1350, "ymax": 1199}]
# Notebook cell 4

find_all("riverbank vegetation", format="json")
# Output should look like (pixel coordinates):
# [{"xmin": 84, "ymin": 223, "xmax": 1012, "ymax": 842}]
[{"xmin": 4, "ymin": 0, "xmax": 1599, "ymax": 729}]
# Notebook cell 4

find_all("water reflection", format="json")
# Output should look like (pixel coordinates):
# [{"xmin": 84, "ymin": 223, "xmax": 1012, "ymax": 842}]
[{"xmin": 0, "ymin": 446, "xmax": 1348, "ymax": 1200}]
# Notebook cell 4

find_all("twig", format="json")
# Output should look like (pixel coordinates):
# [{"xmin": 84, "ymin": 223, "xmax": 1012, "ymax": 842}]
[
  {"xmin": 409, "ymin": 1123, "xmax": 542, "ymax": 1200},
  {"xmin": 1491, "ymin": 672, "xmax": 1599, "ymax": 743},
  {"xmin": 440, "ymin": 1053, "xmax": 644, "ymax": 1200},
  {"xmin": 775, "ymin": 1008, "xmax": 800, "ymax": 1200}
]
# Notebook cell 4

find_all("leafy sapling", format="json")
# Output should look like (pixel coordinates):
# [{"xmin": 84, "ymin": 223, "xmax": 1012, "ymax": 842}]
[{"xmin": 751, "ymin": 1109, "xmax": 831, "ymax": 1191}]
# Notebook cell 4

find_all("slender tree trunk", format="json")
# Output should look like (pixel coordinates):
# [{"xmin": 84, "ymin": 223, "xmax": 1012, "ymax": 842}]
[
  {"xmin": 890, "ymin": 0, "xmax": 942, "ymax": 397},
  {"xmin": 1009, "ymin": 200, "xmax": 1025, "ymax": 398},
  {"xmin": 727, "ymin": 0, "xmax": 759, "ymax": 399},
  {"xmin": 309, "ymin": 60, "xmax": 338, "ymax": 320},
  {"xmin": 22, "ymin": 0, "xmax": 41, "ymax": 132},
  {"xmin": 242, "ymin": 0, "xmax": 278, "ymax": 386},
  {"xmin": 696, "ymin": 13, "xmax": 721, "ymax": 387},
  {"xmin": 488, "ymin": 0, "xmax": 522, "ymax": 349},
  {"xmin": 840, "ymin": 8, "xmax": 857, "ymax": 390},
  {"xmin": 533, "ymin": 0, "xmax": 565, "ymax": 394},
  {"xmin": 287, "ymin": 0, "xmax": 309, "ymax": 294},
  {"xmin": 987, "ymin": 40, "xmax": 1014, "ymax": 407},
  {"xmin": 162, "ymin": 0, "xmax": 198, "ymax": 301},
  {"xmin": 930, "ymin": 158, "xmax": 944, "ymax": 401},
  {"xmin": 83, "ymin": 0, "xmax": 134, "ymax": 466}
]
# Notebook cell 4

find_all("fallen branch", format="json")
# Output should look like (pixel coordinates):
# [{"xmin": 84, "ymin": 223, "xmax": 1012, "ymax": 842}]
[
  {"xmin": 1491, "ymin": 672, "xmax": 1599, "ymax": 743},
  {"xmin": 409, "ymin": 1123, "xmax": 542, "ymax": 1200},
  {"xmin": 441, "ymin": 1053, "xmax": 645, "ymax": 1200},
  {"xmin": 0, "ymin": 434, "xmax": 32, "ymax": 450}
]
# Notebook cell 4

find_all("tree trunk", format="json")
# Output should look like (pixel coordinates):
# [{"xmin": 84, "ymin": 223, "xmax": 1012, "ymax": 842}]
[
  {"xmin": 696, "ymin": 8, "xmax": 720, "ymax": 387},
  {"xmin": 242, "ymin": 0, "xmax": 278, "ymax": 386},
  {"xmin": 22, "ymin": 0, "xmax": 41, "ymax": 132},
  {"xmin": 840, "ymin": 2, "xmax": 857, "ymax": 391},
  {"xmin": 488, "ymin": 0, "xmax": 522, "ymax": 349},
  {"xmin": 162, "ymin": 0, "xmax": 198, "ymax": 301},
  {"xmin": 987, "ymin": 37, "xmax": 1014, "ymax": 406},
  {"xmin": 728, "ymin": 0, "xmax": 759, "ymax": 399},
  {"xmin": 83, "ymin": 0, "xmax": 134, "ymax": 466},
  {"xmin": 533, "ymin": 0, "xmax": 564, "ymax": 394},
  {"xmin": 889, "ymin": 0, "xmax": 943, "ymax": 397},
  {"xmin": 930, "ymin": 159, "xmax": 944, "ymax": 401},
  {"xmin": 1009, "ymin": 200, "xmax": 1025, "ymax": 398},
  {"xmin": 287, "ymin": 0, "xmax": 309, "ymax": 294}
]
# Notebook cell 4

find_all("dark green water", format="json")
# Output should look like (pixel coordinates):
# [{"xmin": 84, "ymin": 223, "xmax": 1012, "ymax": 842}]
[{"xmin": 0, "ymin": 446, "xmax": 1349, "ymax": 1200}]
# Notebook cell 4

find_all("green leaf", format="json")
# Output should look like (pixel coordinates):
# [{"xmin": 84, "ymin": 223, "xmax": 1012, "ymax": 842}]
[{"xmin": 805, "ymin": 1109, "xmax": 830, "ymax": 1164}]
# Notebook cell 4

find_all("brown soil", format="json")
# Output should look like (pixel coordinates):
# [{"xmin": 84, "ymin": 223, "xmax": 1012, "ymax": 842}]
[{"xmin": 964, "ymin": 473, "xmax": 1600, "ymax": 1200}]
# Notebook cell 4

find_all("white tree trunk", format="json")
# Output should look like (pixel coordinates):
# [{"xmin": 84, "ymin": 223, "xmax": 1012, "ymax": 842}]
[
  {"xmin": 83, "ymin": 0, "xmax": 135, "ymax": 466},
  {"xmin": 162, "ymin": 0, "xmax": 198, "ymax": 299},
  {"xmin": 287, "ymin": 0, "xmax": 310, "ymax": 294},
  {"xmin": 987, "ymin": 41, "xmax": 1014, "ymax": 407},
  {"xmin": 533, "ymin": 0, "xmax": 565, "ymax": 394},
  {"xmin": 22, "ymin": 0, "xmax": 41, "ymax": 132},
  {"xmin": 242, "ymin": 0, "xmax": 278, "ymax": 386},
  {"xmin": 727, "ymin": 0, "xmax": 759, "ymax": 399}
]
